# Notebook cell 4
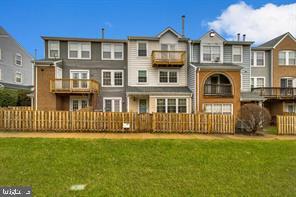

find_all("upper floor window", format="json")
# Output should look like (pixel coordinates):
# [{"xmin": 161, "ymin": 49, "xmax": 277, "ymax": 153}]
[
  {"xmin": 251, "ymin": 51, "xmax": 265, "ymax": 67},
  {"xmin": 15, "ymin": 72, "xmax": 22, "ymax": 83},
  {"xmin": 279, "ymin": 50, "xmax": 296, "ymax": 66},
  {"xmin": 48, "ymin": 41, "xmax": 60, "ymax": 58},
  {"xmin": 202, "ymin": 45, "xmax": 221, "ymax": 62},
  {"xmin": 232, "ymin": 46, "xmax": 242, "ymax": 63},
  {"xmin": 138, "ymin": 70, "xmax": 147, "ymax": 83},
  {"xmin": 159, "ymin": 71, "xmax": 177, "ymax": 84},
  {"xmin": 102, "ymin": 70, "xmax": 123, "ymax": 87},
  {"xmin": 138, "ymin": 42, "xmax": 147, "ymax": 57},
  {"xmin": 15, "ymin": 53, "xmax": 22, "ymax": 66},
  {"xmin": 251, "ymin": 77, "xmax": 265, "ymax": 88},
  {"xmin": 102, "ymin": 43, "xmax": 124, "ymax": 60},
  {"xmin": 68, "ymin": 42, "xmax": 91, "ymax": 59}
]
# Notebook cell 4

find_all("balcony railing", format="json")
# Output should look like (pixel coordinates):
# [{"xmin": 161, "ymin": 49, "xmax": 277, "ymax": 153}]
[
  {"xmin": 151, "ymin": 51, "xmax": 186, "ymax": 67},
  {"xmin": 50, "ymin": 79, "xmax": 99, "ymax": 94},
  {"xmin": 252, "ymin": 87, "xmax": 296, "ymax": 99},
  {"xmin": 204, "ymin": 84, "xmax": 232, "ymax": 97}
]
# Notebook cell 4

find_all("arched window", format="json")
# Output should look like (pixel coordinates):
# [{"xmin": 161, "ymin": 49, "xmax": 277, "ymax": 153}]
[{"xmin": 204, "ymin": 74, "xmax": 232, "ymax": 96}]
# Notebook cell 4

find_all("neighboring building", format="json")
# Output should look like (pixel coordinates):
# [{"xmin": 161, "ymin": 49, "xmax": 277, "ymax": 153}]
[
  {"xmin": 0, "ymin": 26, "xmax": 33, "ymax": 89},
  {"xmin": 34, "ymin": 36, "xmax": 127, "ymax": 111},
  {"xmin": 189, "ymin": 30, "xmax": 254, "ymax": 117},
  {"xmin": 251, "ymin": 32, "xmax": 296, "ymax": 118},
  {"xmin": 126, "ymin": 27, "xmax": 192, "ymax": 113}
]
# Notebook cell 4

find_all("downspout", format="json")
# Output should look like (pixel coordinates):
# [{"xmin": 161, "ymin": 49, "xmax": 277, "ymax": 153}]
[
  {"xmin": 197, "ymin": 67, "xmax": 200, "ymax": 113},
  {"xmin": 34, "ymin": 64, "xmax": 38, "ymax": 110},
  {"xmin": 271, "ymin": 49, "xmax": 273, "ymax": 87}
]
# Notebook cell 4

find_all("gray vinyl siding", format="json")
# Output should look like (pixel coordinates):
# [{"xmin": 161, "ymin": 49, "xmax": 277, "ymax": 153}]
[
  {"xmin": 192, "ymin": 44, "xmax": 200, "ymax": 63},
  {"xmin": 251, "ymin": 50, "xmax": 271, "ymax": 87},
  {"xmin": 223, "ymin": 45, "xmax": 232, "ymax": 63},
  {"xmin": 188, "ymin": 64, "xmax": 196, "ymax": 112},
  {"xmin": 0, "ymin": 32, "xmax": 33, "ymax": 88},
  {"xmin": 45, "ymin": 40, "xmax": 127, "ymax": 112}
]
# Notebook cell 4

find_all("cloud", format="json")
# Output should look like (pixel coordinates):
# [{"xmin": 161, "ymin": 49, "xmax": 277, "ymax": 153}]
[{"xmin": 208, "ymin": 2, "xmax": 296, "ymax": 44}]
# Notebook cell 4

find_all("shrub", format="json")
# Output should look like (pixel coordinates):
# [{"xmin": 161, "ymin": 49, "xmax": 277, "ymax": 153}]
[
  {"xmin": 0, "ymin": 88, "xmax": 31, "ymax": 107},
  {"xmin": 238, "ymin": 104, "xmax": 271, "ymax": 135}
]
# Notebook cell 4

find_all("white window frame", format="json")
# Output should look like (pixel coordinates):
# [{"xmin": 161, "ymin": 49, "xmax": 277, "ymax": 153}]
[
  {"xmin": 279, "ymin": 50, "xmax": 296, "ymax": 66},
  {"xmin": 158, "ymin": 70, "xmax": 178, "ymax": 84},
  {"xmin": 232, "ymin": 45, "xmax": 243, "ymax": 63},
  {"xmin": 101, "ymin": 43, "xmax": 124, "ymax": 60},
  {"xmin": 201, "ymin": 44, "xmax": 222, "ymax": 63},
  {"xmin": 48, "ymin": 41, "xmax": 60, "ymax": 59},
  {"xmin": 101, "ymin": 70, "xmax": 124, "ymax": 87},
  {"xmin": 137, "ymin": 41, "xmax": 148, "ymax": 57},
  {"xmin": 156, "ymin": 98, "xmax": 188, "ymax": 113},
  {"xmin": 0, "ymin": 48, "xmax": 2, "ymax": 60},
  {"xmin": 103, "ymin": 97, "xmax": 122, "ymax": 112},
  {"xmin": 69, "ymin": 69, "xmax": 90, "ymax": 79},
  {"xmin": 69, "ymin": 96, "xmax": 89, "ymax": 111},
  {"xmin": 137, "ymin": 69, "xmax": 148, "ymax": 84},
  {"xmin": 251, "ymin": 77, "xmax": 265, "ymax": 88},
  {"xmin": 15, "ymin": 71, "xmax": 22, "ymax": 84},
  {"xmin": 203, "ymin": 103, "xmax": 233, "ymax": 114},
  {"xmin": 15, "ymin": 53, "xmax": 22, "ymax": 66},
  {"xmin": 251, "ymin": 51, "xmax": 265, "ymax": 67},
  {"xmin": 68, "ymin": 42, "xmax": 91, "ymax": 60}
]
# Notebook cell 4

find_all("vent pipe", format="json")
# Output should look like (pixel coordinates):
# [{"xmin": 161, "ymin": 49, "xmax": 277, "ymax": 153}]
[
  {"xmin": 243, "ymin": 34, "xmax": 246, "ymax": 41},
  {"xmin": 237, "ymin": 33, "xmax": 240, "ymax": 41},
  {"xmin": 182, "ymin": 15, "xmax": 185, "ymax": 37},
  {"xmin": 101, "ymin": 28, "xmax": 105, "ymax": 39}
]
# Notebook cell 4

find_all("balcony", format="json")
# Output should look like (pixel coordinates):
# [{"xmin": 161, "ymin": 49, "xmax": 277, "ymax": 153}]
[
  {"xmin": 204, "ymin": 84, "xmax": 232, "ymax": 97},
  {"xmin": 151, "ymin": 51, "xmax": 186, "ymax": 67},
  {"xmin": 50, "ymin": 79, "xmax": 99, "ymax": 94},
  {"xmin": 252, "ymin": 87, "xmax": 296, "ymax": 99}
]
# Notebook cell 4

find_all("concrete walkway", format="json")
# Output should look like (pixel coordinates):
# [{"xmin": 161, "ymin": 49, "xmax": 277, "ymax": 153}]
[{"xmin": 0, "ymin": 132, "xmax": 295, "ymax": 140}]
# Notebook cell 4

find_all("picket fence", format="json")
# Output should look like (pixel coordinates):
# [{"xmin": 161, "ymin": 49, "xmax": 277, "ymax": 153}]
[
  {"xmin": 0, "ymin": 110, "xmax": 235, "ymax": 134},
  {"xmin": 277, "ymin": 116, "xmax": 296, "ymax": 135}
]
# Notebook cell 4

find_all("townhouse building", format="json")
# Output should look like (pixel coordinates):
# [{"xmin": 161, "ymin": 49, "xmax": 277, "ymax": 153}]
[
  {"xmin": 34, "ymin": 36, "xmax": 127, "ymax": 112},
  {"xmin": 188, "ymin": 30, "xmax": 253, "ymax": 117},
  {"xmin": 0, "ymin": 26, "xmax": 33, "ymax": 90},
  {"xmin": 126, "ymin": 27, "xmax": 192, "ymax": 113},
  {"xmin": 251, "ymin": 32, "xmax": 296, "ymax": 118}
]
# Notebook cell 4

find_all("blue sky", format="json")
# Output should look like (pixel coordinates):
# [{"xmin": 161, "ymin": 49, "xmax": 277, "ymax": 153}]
[{"xmin": 1, "ymin": 0, "xmax": 295, "ymax": 58}]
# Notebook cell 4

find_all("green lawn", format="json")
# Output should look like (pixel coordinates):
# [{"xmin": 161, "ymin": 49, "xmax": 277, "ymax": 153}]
[
  {"xmin": 264, "ymin": 126, "xmax": 278, "ymax": 135},
  {"xmin": 0, "ymin": 138, "xmax": 295, "ymax": 196}
]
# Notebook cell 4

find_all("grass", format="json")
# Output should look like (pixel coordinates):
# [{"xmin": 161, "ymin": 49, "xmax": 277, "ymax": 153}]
[
  {"xmin": 0, "ymin": 138, "xmax": 295, "ymax": 196},
  {"xmin": 264, "ymin": 126, "xmax": 278, "ymax": 135}
]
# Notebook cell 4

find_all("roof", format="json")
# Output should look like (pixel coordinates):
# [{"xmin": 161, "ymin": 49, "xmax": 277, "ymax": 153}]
[
  {"xmin": 0, "ymin": 26, "xmax": 9, "ymax": 35},
  {"xmin": 126, "ymin": 86, "xmax": 192, "ymax": 95},
  {"xmin": 0, "ymin": 82, "xmax": 33, "ymax": 90},
  {"xmin": 255, "ymin": 32, "xmax": 296, "ymax": 50},
  {"xmin": 157, "ymin": 27, "xmax": 183, "ymax": 38},
  {"xmin": 240, "ymin": 92, "xmax": 266, "ymax": 102},
  {"xmin": 33, "ymin": 59, "xmax": 62, "ymax": 65},
  {"xmin": 190, "ymin": 63, "xmax": 243, "ymax": 71},
  {"xmin": 41, "ymin": 36, "xmax": 127, "ymax": 43}
]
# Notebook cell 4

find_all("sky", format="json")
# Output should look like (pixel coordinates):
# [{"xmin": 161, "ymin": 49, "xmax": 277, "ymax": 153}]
[{"xmin": 1, "ymin": 0, "xmax": 295, "ymax": 58}]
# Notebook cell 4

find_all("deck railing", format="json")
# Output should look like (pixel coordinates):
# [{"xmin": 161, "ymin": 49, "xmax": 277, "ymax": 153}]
[
  {"xmin": 50, "ymin": 79, "xmax": 99, "ymax": 93},
  {"xmin": 252, "ymin": 87, "xmax": 296, "ymax": 98},
  {"xmin": 204, "ymin": 84, "xmax": 232, "ymax": 97},
  {"xmin": 151, "ymin": 51, "xmax": 186, "ymax": 67}
]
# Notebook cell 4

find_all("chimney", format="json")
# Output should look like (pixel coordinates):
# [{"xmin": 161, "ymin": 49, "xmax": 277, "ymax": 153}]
[
  {"xmin": 243, "ymin": 34, "xmax": 246, "ymax": 41},
  {"xmin": 237, "ymin": 33, "xmax": 240, "ymax": 41},
  {"xmin": 101, "ymin": 28, "xmax": 105, "ymax": 39},
  {"xmin": 182, "ymin": 15, "xmax": 185, "ymax": 37}
]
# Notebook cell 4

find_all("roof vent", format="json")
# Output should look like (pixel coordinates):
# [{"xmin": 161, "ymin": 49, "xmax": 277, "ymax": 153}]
[
  {"xmin": 243, "ymin": 34, "xmax": 246, "ymax": 41},
  {"xmin": 209, "ymin": 31, "xmax": 215, "ymax": 37},
  {"xmin": 237, "ymin": 33, "xmax": 240, "ymax": 41},
  {"xmin": 101, "ymin": 28, "xmax": 105, "ymax": 39}
]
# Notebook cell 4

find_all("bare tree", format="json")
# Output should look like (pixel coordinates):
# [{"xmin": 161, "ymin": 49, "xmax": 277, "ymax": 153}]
[{"xmin": 238, "ymin": 104, "xmax": 271, "ymax": 135}]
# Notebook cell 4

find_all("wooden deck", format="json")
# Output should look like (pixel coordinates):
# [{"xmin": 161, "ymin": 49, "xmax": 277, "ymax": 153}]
[
  {"xmin": 152, "ymin": 51, "xmax": 186, "ymax": 67},
  {"xmin": 50, "ymin": 79, "xmax": 99, "ymax": 94}
]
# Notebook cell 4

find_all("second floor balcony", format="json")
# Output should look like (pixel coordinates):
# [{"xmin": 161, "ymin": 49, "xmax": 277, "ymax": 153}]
[
  {"xmin": 204, "ymin": 84, "xmax": 233, "ymax": 97},
  {"xmin": 50, "ymin": 79, "xmax": 99, "ymax": 94},
  {"xmin": 151, "ymin": 51, "xmax": 186, "ymax": 67},
  {"xmin": 252, "ymin": 87, "xmax": 296, "ymax": 99}
]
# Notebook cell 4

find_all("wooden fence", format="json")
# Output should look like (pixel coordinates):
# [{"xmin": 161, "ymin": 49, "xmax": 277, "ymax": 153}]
[
  {"xmin": 0, "ymin": 106, "xmax": 33, "ymax": 111},
  {"xmin": 0, "ymin": 110, "xmax": 235, "ymax": 134},
  {"xmin": 277, "ymin": 116, "xmax": 296, "ymax": 135}
]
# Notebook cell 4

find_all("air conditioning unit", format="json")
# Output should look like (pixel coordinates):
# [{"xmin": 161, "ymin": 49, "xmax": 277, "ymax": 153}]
[{"xmin": 214, "ymin": 57, "xmax": 220, "ymax": 62}]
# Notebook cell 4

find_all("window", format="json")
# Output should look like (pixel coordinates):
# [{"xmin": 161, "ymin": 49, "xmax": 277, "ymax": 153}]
[
  {"xmin": 15, "ymin": 72, "xmax": 22, "ymax": 83},
  {"xmin": 156, "ymin": 98, "xmax": 187, "ymax": 113},
  {"xmin": 138, "ymin": 70, "xmax": 147, "ymax": 83},
  {"xmin": 138, "ymin": 42, "xmax": 147, "ymax": 56},
  {"xmin": 281, "ymin": 78, "xmax": 294, "ymax": 88},
  {"xmin": 103, "ymin": 98, "xmax": 122, "ymax": 112},
  {"xmin": 251, "ymin": 51, "xmax": 265, "ymax": 66},
  {"xmin": 70, "ymin": 70, "xmax": 89, "ymax": 89},
  {"xmin": 70, "ymin": 98, "xmax": 88, "ymax": 111},
  {"xmin": 48, "ymin": 41, "xmax": 60, "ymax": 58},
  {"xmin": 279, "ymin": 50, "xmax": 296, "ymax": 65},
  {"xmin": 251, "ymin": 77, "xmax": 265, "ymax": 88},
  {"xmin": 15, "ymin": 53, "xmax": 22, "ymax": 66},
  {"xmin": 102, "ymin": 43, "xmax": 124, "ymax": 60},
  {"xmin": 68, "ymin": 42, "xmax": 91, "ymax": 59},
  {"xmin": 202, "ymin": 45, "xmax": 221, "ymax": 62},
  {"xmin": 232, "ymin": 46, "xmax": 242, "ymax": 63},
  {"xmin": 159, "ymin": 71, "xmax": 178, "ymax": 83},
  {"xmin": 102, "ymin": 70, "xmax": 124, "ymax": 87},
  {"xmin": 204, "ymin": 104, "xmax": 232, "ymax": 114},
  {"xmin": 284, "ymin": 103, "xmax": 296, "ymax": 113}
]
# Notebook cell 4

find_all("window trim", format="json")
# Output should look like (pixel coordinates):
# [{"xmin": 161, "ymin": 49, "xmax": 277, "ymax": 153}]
[
  {"xmin": 278, "ymin": 50, "xmax": 296, "ymax": 66},
  {"xmin": 15, "ymin": 71, "xmax": 22, "ymax": 84},
  {"xmin": 103, "ymin": 97, "xmax": 122, "ymax": 112},
  {"xmin": 203, "ymin": 103, "xmax": 233, "ymax": 114},
  {"xmin": 284, "ymin": 102, "xmax": 296, "ymax": 113},
  {"xmin": 48, "ymin": 41, "xmax": 60, "ymax": 59},
  {"xmin": 251, "ymin": 77, "xmax": 265, "ymax": 88},
  {"xmin": 69, "ymin": 69, "xmax": 90, "ymax": 79},
  {"xmin": 156, "ymin": 98, "xmax": 188, "ymax": 113},
  {"xmin": 158, "ymin": 70, "xmax": 179, "ymax": 84},
  {"xmin": 15, "ymin": 53, "xmax": 22, "ymax": 66},
  {"xmin": 251, "ymin": 51, "xmax": 265, "ymax": 67},
  {"xmin": 101, "ymin": 43, "xmax": 124, "ymax": 60},
  {"xmin": 232, "ymin": 45, "xmax": 243, "ymax": 63},
  {"xmin": 137, "ymin": 41, "xmax": 148, "ymax": 57},
  {"xmin": 101, "ymin": 70, "xmax": 124, "ymax": 87},
  {"xmin": 68, "ymin": 42, "xmax": 91, "ymax": 60},
  {"xmin": 201, "ymin": 44, "xmax": 222, "ymax": 63},
  {"xmin": 137, "ymin": 69, "xmax": 148, "ymax": 84}
]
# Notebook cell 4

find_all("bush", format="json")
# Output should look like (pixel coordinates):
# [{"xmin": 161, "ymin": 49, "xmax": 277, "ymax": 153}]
[
  {"xmin": 0, "ymin": 88, "xmax": 31, "ymax": 107},
  {"xmin": 238, "ymin": 104, "xmax": 271, "ymax": 135}
]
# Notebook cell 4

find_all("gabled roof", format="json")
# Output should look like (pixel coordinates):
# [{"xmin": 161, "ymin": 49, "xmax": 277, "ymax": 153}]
[
  {"xmin": 255, "ymin": 32, "xmax": 296, "ymax": 50},
  {"xmin": 41, "ymin": 36, "xmax": 127, "ymax": 43},
  {"xmin": 198, "ymin": 29, "xmax": 226, "ymax": 42},
  {"xmin": 0, "ymin": 26, "xmax": 9, "ymax": 36},
  {"xmin": 156, "ymin": 27, "xmax": 183, "ymax": 38}
]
